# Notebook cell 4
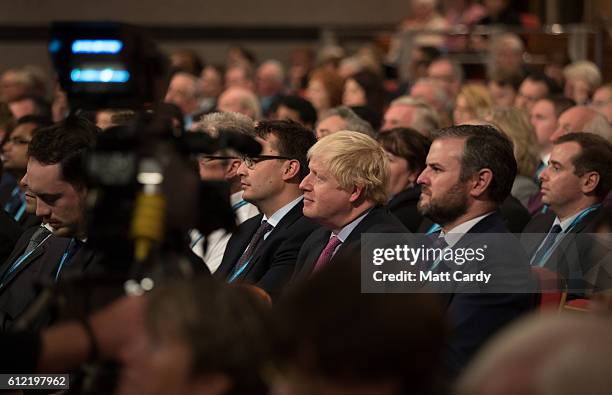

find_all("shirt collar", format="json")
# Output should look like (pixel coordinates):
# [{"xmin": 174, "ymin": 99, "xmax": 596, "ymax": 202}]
[
  {"xmin": 554, "ymin": 210, "xmax": 584, "ymax": 233},
  {"xmin": 262, "ymin": 195, "xmax": 303, "ymax": 228},
  {"xmin": 334, "ymin": 208, "xmax": 372, "ymax": 243},
  {"xmin": 440, "ymin": 211, "xmax": 495, "ymax": 247}
]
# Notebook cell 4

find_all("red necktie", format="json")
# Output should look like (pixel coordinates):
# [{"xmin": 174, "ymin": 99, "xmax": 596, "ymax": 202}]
[{"xmin": 312, "ymin": 235, "xmax": 342, "ymax": 274}]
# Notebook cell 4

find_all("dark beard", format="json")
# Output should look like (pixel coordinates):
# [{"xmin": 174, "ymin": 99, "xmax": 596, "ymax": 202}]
[{"xmin": 417, "ymin": 182, "xmax": 469, "ymax": 226}]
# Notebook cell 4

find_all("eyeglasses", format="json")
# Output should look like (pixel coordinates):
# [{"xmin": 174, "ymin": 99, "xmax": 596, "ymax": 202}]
[
  {"xmin": 4, "ymin": 137, "xmax": 31, "ymax": 146},
  {"xmin": 240, "ymin": 155, "xmax": 291, "ymax": 169}
]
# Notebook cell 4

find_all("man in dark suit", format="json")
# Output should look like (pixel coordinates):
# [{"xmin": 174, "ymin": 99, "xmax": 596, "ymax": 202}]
[
  {"xmin": 415, "ymin": 124, "xmax": 535, "ymax": 377},
  {"xmin": 215, "ymin": 120, "xmax": 319, "ymax": 298},
  {"xmin": 0, "ymin": 116, "xmax": 99, "ymax": 330},
  {"xmin": 0, "ymin": 115, "xmax": 51, "ymax": 229},
  {"xmin": 522, "ymin": 132, "xmax": 612, "ymax": 295},
  {"xmin": 293, "ymin": 131, "xmax": 408, "ymax": 281}
]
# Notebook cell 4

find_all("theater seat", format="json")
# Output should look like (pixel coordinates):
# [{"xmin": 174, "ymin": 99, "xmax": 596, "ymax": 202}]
[{"xmin": 530, "ymin": 266, "xmax": 567, "ymax": 312}]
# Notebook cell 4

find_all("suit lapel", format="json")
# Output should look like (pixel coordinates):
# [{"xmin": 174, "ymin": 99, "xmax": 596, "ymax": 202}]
[
  {"xmin": 0, "ymin": 243, "xmax": 47, "ymax": 292},
  {"xmin": 216, "ymin": 214, "xmax": 262, "ymax": 279},
  {"xmin": 235, "ymin": 202, "xmax": 305, "ymax": 280}
]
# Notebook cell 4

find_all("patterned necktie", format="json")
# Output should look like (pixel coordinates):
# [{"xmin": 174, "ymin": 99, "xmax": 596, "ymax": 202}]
[
  {"xmin": 531, "ymin": 224, "xmax": 563, "ymax": 267},
  {"xmin": 229, "ymin": 220, "xmax": 274, "ymax": 281},
  {"xmin": 312, "ymin": 235, "xmax": 343, "ymax": 274},
  {"xmin": 427, "ymin": 231, "xmax": 448, "ymax": 271}
]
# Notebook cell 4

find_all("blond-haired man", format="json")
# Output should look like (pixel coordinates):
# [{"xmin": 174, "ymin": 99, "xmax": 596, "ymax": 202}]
[{"xmin": 292, "ymin": 131, "xmax": 407, "ymax": 280}]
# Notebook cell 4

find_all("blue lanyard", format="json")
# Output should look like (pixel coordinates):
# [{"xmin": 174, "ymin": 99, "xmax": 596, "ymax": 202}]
[
  {"xmin": 426, "ymin": 223, "xmax": 441, "ymax": 235},
  {"xmin": 0, "ymin": 233, "xmax": 52, "ymax": 286},
  {"xmin": 3, "ymin": 186, "xmax": 26, "ymax": 221},
  {"xmin": 55, "ymin": 238, "xmax": 77, "ymax": 281},
  {"xmin": 533, "ymin": 204, "xmax": 601, "ymax": 267},
  {"xmin": 227, "ymin": 256, "xmax": 252, "ymax": 283},
  {"xmin": 232, "ymin": 200, "xmax": 249, "ymax": 211},
  {"xmin": 190, "ymin": 232, "xmax": 204, "ymax": 248}
]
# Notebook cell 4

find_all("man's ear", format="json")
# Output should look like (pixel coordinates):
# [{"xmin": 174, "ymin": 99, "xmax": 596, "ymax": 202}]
[
  {"xmin": 281, "ymin": 159, "xmax": 301, "ymax": 181},
  {"xmin": 191, "ymin": 373, "xmax": 231, "ymax": 395},
  {"xmin": 468, "ymin": 168, "xmax": 493, "ymax": 199},
  {"xmin": 348, "ymin": 184, "xmax": 364, "ymax": 203},
  {"xmin": 225, "ymin": 159, "xmax": 243, "ymax": 180},
  {"xmin": 581, "ymin": 171, "xmax": 600, "ymax": 195}
]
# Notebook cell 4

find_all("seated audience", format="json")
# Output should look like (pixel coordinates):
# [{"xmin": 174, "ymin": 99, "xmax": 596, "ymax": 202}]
[
  {"xmin": 293, "ymin": 131, "xmax": 407, "ymax": 281},
  {"xmin": 269, "ymin": 95, "xmax": 317, "ymax": 129},
  {"xmin": 305, "ymin": 68, "xmax": 344, "ymax": 118},
  {"xmin": 382, "ymin": 96, "xmax": 440, "ymax": 136},
  {"xmin": 453, "ymin": 84, "xmax": 492, "ymax": 125},
  {"xmin": 522, "ymin": 133, "xmax": 612, "ymax": 295},
  {"xmin": 563, "ymin": 60, "xmax": 602, "ymax": 105},
  {"xmin": 214, "ymin": 120, "xmax": 319, "ymax": 298},
  {"xmin": 416, "ymin": 124, "xmax": 535, "ymax": 375},
  {"xmin": 342, "ymin": 69, "xmax": 386, "ymax": 115},
  {"xmin": 378, "ymin": 127, "xmax": 431, "ymax": 232},
  {"xmin": 487, "ymin": 108, "xmax": 540, "ymax": 207},
  {"xmin": 190, "ymin": 112, "xmax": 259, "ymax": 273},
  {"xmin": 117, "ymin": 278, "xmax": 271, "ymax": 395},
  {"xmin": 315, "ymin": 106, "xmax": 374, "ymax": 140}
]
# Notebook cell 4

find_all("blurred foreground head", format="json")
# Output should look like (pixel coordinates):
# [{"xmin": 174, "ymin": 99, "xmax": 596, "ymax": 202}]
[{"xmin": 273, "ymin": 250, "xmax": 447, "ymax": 395}]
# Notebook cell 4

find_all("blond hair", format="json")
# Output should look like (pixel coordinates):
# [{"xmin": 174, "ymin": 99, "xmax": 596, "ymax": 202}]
[
  {"xmin": 308, "ymin": 131, "xmax": 389, "ymax": 204},
  {"xmin": 488, "ymin": 108, "xmax": 539, "ymax": 177},
  {"xmin": 458, "ymin": 83, "xmax": 493, "ymax": 120}
]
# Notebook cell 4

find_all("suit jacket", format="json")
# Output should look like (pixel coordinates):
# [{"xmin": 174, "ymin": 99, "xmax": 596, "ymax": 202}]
[
  {"xmin": 435, "ymin": 212, "xmax": 535, "ymax": 377},
  {"xmin": 521, "ymin": 207, "xmax": 603, "ymax": 295},
  {"xmin": 0, "ymin": 231, "xmax": 102, "ymax": 331},
  {"xmin": 215, "ymin": 201, "xmax": 319, "ymax": 298},
  {"xmin": 292, "ymin": 205, "xmax": 409, "ymax": 282},
  {"xmin": 0, "ymin": 210, "xmax": 23, "ymax": 264},
  {"xmin": 387, "ymin": 185, "xmax": 425, "ymax": 233}
]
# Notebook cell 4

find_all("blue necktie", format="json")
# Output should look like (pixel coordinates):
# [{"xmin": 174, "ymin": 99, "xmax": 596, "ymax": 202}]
[{"xmin": 531, "ymin": 224, "xmax": 562, "ymax": 267}]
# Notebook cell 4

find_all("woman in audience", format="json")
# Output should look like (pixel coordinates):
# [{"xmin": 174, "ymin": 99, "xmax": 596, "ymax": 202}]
[
  {"xmin": 305, "ymin": 68, "xmax": 344, "ymax": 118},
  {"xmin": 487, "ymin": 108, "xmax": 540, "ymax": 207},
  {"xmin": 563, "ymin": 60, "xmax": 602, "ymax": 105},
  {"xmin": 342, "ymin": 70, "xmax": 386, "ymax": 115},
  {"xmin": 378, "ymin": 128, "xmax": 431, "ymax": 232},
  {"xmin": 454, "ymin": 83, "xmax": 493, "ymax": 125}
]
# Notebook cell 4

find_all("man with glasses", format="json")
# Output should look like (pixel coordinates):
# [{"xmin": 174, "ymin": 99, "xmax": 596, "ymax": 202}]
[
  {"xmin": 1, "ymin": 115, "xmax": 51, "ymax": 229},
  {"xmin": 191, "ymin": 112, "xmax": 259, "ymax": 273},
  {"xmin": 215, "ymin": 120, "xmax": 319, "ymax": 298}
]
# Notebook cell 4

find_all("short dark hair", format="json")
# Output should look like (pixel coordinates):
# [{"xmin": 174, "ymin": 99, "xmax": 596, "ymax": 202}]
[
  {"xmin": 553, "ymin": 132, "xmax": 612, "ymax": 199},
  {"xmin": 27, "ymin": 116, "xmax": 98, "ymax": 187},
  {"xmin": 254, "ymin": 120, "xmax": 317, "ymax": 180},
  {"xmin": 525, "ymin": 71, "xmax": 562, "ymax": 96},
  {"xmin": 15, "ymin": 114, "xmax": 53, "ymax": 128},
  {"xmin": 432, "ymin": 124, "xmax": 517, "ymax": 203},
  {"xmin": 378, "ymin": 127, "xmax": 431, "ymax": 175},
  {"xmin": 275, "ymin": 95, "xmax": 317, "ymax": 127},
  {"xmin": 549, "ymin": 95, "xmax": 576, "ymax": 118},
  {"xmin": 490, "ymin": 70, "xmax": 524, "ymax": 91},
  {"xmin": 274, "ymin": 250, "xmax": 446, "ymax": 395},
  {"xmin": 147, "ymin": 278, "xmax": 271, "ymax": 395}
]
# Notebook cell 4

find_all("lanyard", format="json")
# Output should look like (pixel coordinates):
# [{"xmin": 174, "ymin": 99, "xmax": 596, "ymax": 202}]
[
  {"xmin": 426, "ymin": 223, "xmax": 441, "ymax": 235},
  {"xmin": 55, "ymin": 238, "xmax": 78, "ymax": 281},
  {"xmin": 3, "ymin": 186, "xmax": 26, "ymax": 222},
  {"xmin": 533, "ymin": 204, "xmax": 601, "ymax": 267},
  {"xmin": 227, "ymin": 255, "xmax": 252, "ymax": 283},
  {"xmin": 232, "ymin": 200, "xmax": 249, "ymax": 211},
  {"xmin": 0, "ymin": 233, "xmax": 53, "ymax": 286}
]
